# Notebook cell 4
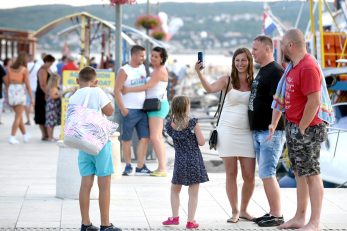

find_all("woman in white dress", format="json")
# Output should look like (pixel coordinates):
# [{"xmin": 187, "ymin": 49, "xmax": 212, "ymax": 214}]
[{"xmin": 195, "ymin": 48, "xmax": 255, "ymax": 223}]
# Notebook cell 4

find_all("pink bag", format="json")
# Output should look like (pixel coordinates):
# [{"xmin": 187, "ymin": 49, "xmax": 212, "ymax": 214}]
[{"xmin": 64, "ymin": 93, "xmax": 118, "ymax": 155}]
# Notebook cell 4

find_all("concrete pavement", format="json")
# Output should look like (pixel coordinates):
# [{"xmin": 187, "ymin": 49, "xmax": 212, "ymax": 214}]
[{"xmin": 0, "ymin": 111, "xmax": 347, "ymax": 230}]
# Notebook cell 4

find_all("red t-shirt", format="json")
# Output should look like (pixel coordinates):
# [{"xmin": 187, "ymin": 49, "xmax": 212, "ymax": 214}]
[
  {"xmin": 62, "ymin": 61, "xmax": 79, "ymax": 73},
  {"xmin": 285, "ymin": 54, "xmax": 322, "ymax": 126}
]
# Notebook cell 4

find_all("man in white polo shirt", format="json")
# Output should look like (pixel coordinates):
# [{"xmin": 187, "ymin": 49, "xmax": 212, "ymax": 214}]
[{"xmin": 114, "ymin": 45, "xmax": 151, "ymax": 176}]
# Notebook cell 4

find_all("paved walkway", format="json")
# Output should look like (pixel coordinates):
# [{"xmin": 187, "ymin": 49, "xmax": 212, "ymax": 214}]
[{"xmin": 0, "ymin": 112, "xmax": 346, "ymax": 230}]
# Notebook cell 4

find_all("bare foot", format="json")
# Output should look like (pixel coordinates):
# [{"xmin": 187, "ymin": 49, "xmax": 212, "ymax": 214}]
[
  {"xmin": 278, "ymin": 217, "xmax": 305, "ymax": 229},
  {"xmin": 297, "ymin": 223, "xmax": 320, "ymax": 231},
  {"xmin": 227, "ymin": 213, "xmax": 239, "ymax": 223},
  {"xmin": 239, "ymin": 211, "xmax": 254, "ymax": 221}
]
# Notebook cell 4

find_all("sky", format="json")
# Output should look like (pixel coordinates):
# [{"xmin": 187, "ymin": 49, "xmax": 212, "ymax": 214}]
[{"xmin": 0, "ymin": 0, "xmax": 294, "ymax": 9}]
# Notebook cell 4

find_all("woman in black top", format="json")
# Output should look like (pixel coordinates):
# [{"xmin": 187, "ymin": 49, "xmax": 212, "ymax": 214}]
[{"xmin": 34, "ymin": 54, "xmax": 55, "ymax": 140}]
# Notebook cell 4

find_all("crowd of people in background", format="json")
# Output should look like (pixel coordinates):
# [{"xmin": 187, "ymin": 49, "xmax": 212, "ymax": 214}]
[{"xmin": 0, "ymin": 52, "xmax": 80, "ymax": 143}]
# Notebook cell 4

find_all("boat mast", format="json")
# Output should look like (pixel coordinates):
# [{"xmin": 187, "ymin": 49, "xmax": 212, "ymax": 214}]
[{"xmin": 318, "ymin": 0, "xmax": 325, "ymax": 66}]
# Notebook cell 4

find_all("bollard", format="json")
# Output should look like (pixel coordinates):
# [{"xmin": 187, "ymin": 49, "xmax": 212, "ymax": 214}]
[
  {"xmin": 56, "ymin": 141, "xmax": 98, "ymax": 200},
  {"xmin": 110, "ymin": 132, "xmax": 122, "ymax": 178}
]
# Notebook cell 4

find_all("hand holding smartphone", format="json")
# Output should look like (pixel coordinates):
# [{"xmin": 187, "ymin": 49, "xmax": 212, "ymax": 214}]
[{"xmin": 198, "ymin": 51, "xmax": 204, "ymax": 70}]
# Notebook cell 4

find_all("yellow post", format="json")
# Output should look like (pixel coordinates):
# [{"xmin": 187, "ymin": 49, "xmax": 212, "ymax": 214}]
[
  {"xmin": 337, "ymin": 35, "xmax": 347, "ymax": 67},
  {"xmin": 318, "ymin": 0, "xmax": 325, "ymax": 67},
  {"xmin": 310, "ymin": 0, "xmax": 316, "ymax": 55},
  {"xmin": 80, "ymin": 15, "xmax": 85, "ymax": 69}
]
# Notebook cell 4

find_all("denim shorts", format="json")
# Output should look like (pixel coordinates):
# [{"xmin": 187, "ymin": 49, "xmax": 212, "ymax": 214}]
[
  {"xmin": 121, "ymin": 109, "xmax": 149, "ymax": 141},
  {"xmin": 78, "ymin": 141, "xmax": 114, "ymax": 177},
  {"xmin": 286, "ymin": 121, "xmax": 327, "ymax": 177},
  {"xmin": 0, "ymin": 98, "xmax": 3, "ymax": 111},
  {"xmin": 253, "ymin": 130, "xmax": 285, "ymax": 179},
  {"xmin": 26, "ymin": 91, "xmax": 35, "ymax": 106},
  {"xmin": 147, "ymin": 100, "xmax": 170, "ymax": 119}
]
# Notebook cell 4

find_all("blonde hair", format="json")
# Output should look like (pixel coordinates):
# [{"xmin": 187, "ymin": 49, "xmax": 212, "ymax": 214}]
[
  {"xmin": 11, "ymin": 52, "xmax": 27, "ymax": 70},
  {"xmin": 171, "ymin": 95, "xmax": 190, "ymax": 130},
  {"xmin": 47, "ymin": 73, "xmax": 60, "ymax": 91}
]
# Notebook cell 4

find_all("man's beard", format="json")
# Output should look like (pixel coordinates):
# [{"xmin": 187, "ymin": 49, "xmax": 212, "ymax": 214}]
[{"xmin": 283, "ymin": 54, "xmax": 291, "ymax": 63}]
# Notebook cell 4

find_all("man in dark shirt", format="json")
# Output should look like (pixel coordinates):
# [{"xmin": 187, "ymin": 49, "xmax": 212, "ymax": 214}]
[
  {"xmin": 0, "ymin": 63, "xmax": 6, "ymax": 124},
  {"xmin": 248, "ymin": 35, "xmax": 285, "ymax": 227}
]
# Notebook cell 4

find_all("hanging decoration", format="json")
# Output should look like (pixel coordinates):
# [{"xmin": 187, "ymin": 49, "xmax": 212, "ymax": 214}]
[
  {"xmin": 135, "ymin": 15, "xmax": 161, "ymax": 30},
  {"xmin": 109, "ymin": 0, "xmax": 136, "ymax": 5}
]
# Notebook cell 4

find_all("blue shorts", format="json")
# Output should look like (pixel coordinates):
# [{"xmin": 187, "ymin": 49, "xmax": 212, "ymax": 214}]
[
  {"xmin": 147, "ymin": 100, "xmax": 170, "ymax": 119},
  {"xmin": 26, "ymin": 91, "xmax": 35, "ymax": 106},
  {"xmin": 253, "ymin": 130, "xmax": 285, "ymax": 179},
  {"xmin": 121, "ymin": 109, "xmax": 149, "ymax": 141},
  {"xmin": 78, "ymin": 141, "xmax": 114, "ymax": 177},
  {"xmin": 0, "ymin": 98, "xmax": 3, "ymax": 111}
]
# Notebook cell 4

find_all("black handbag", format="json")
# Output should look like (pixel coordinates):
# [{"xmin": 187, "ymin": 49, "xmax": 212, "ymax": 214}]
[
  {"xmin": 209, "ymin": 130, "xmax": 218, "ymax": 150},
  {"xmin": 209, "ymin": 76, "xmax": 231, "ymax": 150},
  {"xmin": 143, "ymin": 98, "xmax": 161, "ymax": 112}
]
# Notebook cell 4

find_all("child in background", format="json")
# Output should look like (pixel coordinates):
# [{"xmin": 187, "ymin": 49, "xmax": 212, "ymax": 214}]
[
  {"xmin": 45, "ymin": 73, "xmax": 61, "ymax": 141},
  {"xmin": 162, "ymin": 95, "xmax": 209, "ymax": 229},
  {"xmin": 68, "ymin": 66, "xmax": 121, "ymax": 231}
]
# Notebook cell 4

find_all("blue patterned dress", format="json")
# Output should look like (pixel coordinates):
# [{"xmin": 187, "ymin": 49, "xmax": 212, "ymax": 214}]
[
  {"xmin": 165, "ymin": 118, "xmax": 209, "ymax": 186},
  {"xmin": 45, "ymin": 96, "xmax": 61, "ymax": 128}
]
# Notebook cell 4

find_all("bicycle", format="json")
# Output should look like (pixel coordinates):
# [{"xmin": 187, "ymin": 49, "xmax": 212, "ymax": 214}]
[{"xmin": 162, "ymin": 115, "xmax": 174, "ymax": 147}]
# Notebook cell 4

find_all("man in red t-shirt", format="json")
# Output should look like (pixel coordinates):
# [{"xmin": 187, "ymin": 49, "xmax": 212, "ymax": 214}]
[
  {"xmin": 284, "ymin": 57, "xmax": 322, "ymax": 127},
  {"xmin": 62, "ymin": 56, "xmax": 79, "ymax": 74},
  {"xmin": 269, "ymin": 29, "xmax": 327, "ymax": 231}
]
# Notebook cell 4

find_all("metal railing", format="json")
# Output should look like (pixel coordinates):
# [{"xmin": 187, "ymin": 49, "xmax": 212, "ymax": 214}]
[{"xmin": 326, "ymin": 126, "xmax": 347, "ymax": 158}]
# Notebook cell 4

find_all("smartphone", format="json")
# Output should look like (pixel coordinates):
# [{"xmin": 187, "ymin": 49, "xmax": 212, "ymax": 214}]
[{"xmin": 198, "ymin": 51, "xmax": 204, "ymax": 69}]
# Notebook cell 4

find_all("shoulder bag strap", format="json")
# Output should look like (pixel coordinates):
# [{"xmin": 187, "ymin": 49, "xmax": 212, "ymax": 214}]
[
  {"xmin": 213, "ymin": 91, "xmax": 223, "ymax": 118},
  {"xmin": 29, "ymin": 62, "xmax": 36, "ymax": 74},
  {"xmin": 215, "ymin": 76, "xmax": 231, "ymax": 127}
]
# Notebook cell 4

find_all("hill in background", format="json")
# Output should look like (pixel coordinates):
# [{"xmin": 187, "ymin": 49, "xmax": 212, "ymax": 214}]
[{"xmin": 0, "ymin": 1, "xmax": 327, "ymax": 54}]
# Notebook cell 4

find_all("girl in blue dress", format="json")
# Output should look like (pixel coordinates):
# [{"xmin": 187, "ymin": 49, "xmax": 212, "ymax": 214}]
[{"xmin": 162, "ymin": 95, "xmax": 209, "ymax": 229}]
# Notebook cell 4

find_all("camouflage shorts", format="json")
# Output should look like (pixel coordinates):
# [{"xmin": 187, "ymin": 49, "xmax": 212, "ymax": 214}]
[{"xmin": 285, "ymin": 121, "xmax": 327, "ymax": 177}]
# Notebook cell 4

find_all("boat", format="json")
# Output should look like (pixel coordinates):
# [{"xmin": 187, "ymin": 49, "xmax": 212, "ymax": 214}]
[{"xmin": 320, "ymin": 103, "xmax": 347, "ymax": 187}]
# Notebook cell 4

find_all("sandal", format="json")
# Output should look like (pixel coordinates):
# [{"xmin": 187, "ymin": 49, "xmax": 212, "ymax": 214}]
[{"xmin": 150, "ymin": 170, "xmax": 167, "ymax": 177}]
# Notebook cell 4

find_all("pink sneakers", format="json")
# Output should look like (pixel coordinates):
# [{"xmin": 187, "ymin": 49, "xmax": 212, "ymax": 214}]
[
  {"xmin": 186, "ymin": 220, "xmax": 199, "ymax": 229},
  {"xmin": 162, "ymin": 217, "xmax": 199, "ymax": 229},
  {"xmin": 162, "ymin": 216, "xmax": 179, "ymax": 225}
]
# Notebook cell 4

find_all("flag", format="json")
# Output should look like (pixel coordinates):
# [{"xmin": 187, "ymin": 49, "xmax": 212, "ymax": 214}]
[{"xmin": 263, "ymin": 12, "xmax": 277, "ymax": 35}]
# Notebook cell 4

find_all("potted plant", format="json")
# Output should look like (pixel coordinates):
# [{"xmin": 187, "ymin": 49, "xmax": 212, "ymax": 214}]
[
  {"xmin": 135, "ymin": 15, "xmax": 161, "ymax": 30},
  {"xmin": 109, "ymin": 0, "xmax": 136, "ymax": 5},
  {"xmin": 151, "ymin": 29, "xmax": 166, "ymax": 40}
]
